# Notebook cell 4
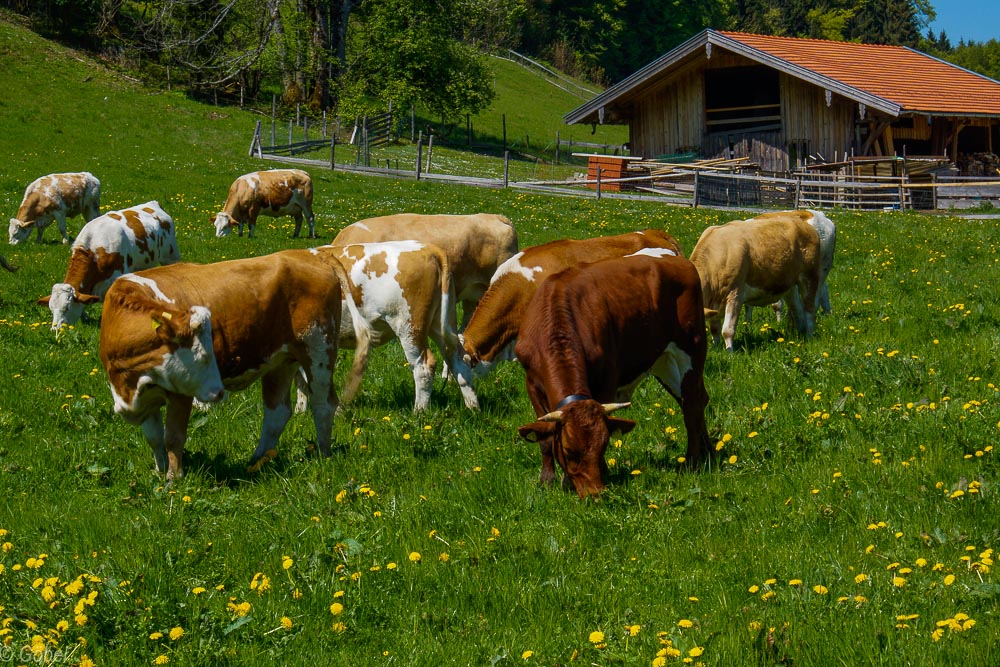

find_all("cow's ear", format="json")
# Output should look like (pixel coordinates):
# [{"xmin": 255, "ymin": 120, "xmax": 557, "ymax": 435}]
[
  {"xmin": 607, "ymin": 417, "xmax": 636, "ymax": 437},
  {"xmin": 77, "ymin": 293, "xmax": 101, "ymax": 304},
  {"xmin": 518, "ymin": 421, "xmax": 558, "ymax": 442},
  {"xmin": 37, "ymin": 296, "xmax": 51, "ymax": 305}
]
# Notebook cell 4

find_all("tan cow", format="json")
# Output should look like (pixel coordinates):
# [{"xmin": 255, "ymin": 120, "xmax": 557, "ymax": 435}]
[
  {"xmin": 461, "ymin": 229, "xmax": 684, "ymax": 368},
  {"xmin": 99, "ymin": 250, "xmax": 369, "ymax": 479},
  {"xmin": 307, "ymin": 240, "xmax": 478, "ymax": 411},
  {"xmin": 38, "ymin": 201, "xmax": 180, "ymax": 330},
  {"xmin": 744, "ymin": 210, "xmax": 836, "ymax": 320},
  {"xmin": 332, "ymin": 213, "xmax": 518, "ymax": 328},
  {"xmin": 213, "ymin": 169, "xmax": 316, "ymax": 238},
  {"xmin": 689, "ymin": 214, "xmax": 821, "ymax": 351},
  {"xmin": 9, "ymin": 172, "xmax": 101, "ymax": 245}
]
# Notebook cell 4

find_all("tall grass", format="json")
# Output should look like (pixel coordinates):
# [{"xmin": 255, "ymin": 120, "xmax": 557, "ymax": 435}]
[{"xmin": 1, "ymin": 14, "xmax": 998, "ymax": 666}]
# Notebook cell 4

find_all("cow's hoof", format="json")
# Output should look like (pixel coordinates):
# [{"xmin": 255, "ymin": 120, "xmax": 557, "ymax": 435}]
[{"xmin": 245, "ymin": 448, "xmax": 279, "ymax": 474}]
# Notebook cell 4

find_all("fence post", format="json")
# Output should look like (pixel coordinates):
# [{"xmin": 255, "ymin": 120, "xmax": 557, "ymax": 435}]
[
  {"xmin": 931, "ymin": 173, "xmax": 938, "ymax": 210},
  {"xmin": 692, "ymin": 171, "xmax": 700, "ymax": 208},
  {"xmin": 416, "ymin": 131, "xmax": 423, "ymax": 180},
  {"xmin": 304, "ymin": 116, "xmax": 309, "ymax": 142},
  {"xmin": 898, "ymin": 182, "xmax": 905, "ymax": 210},
  {"xmin": 555, "ymin": 130, "xmax": 560, "ymax": 165},
  {"xmin": 271, "ymin": 95, "xmax": 276, "ymax": 146},
  {"xmin": 322, "ymin": 110, "xmax": 327, "ymax": 140},
  {"xmin": 425, "ymin": 134, "xmax": 434, "ymax": 173},
  {"xmin": 503, "ymin": 151, "xmax": 510, "ymax": 188},
  {"xmin": 502, "ymin": 114, "xmax": 507, "ymax": 153},
  {"xmin": 330, "ymin": 136, "xmax": 336, "ymax": 171},
  {"xmin": 794, "ymin": 176, "xmax": 802, "ymax": 208},
  {"xmin": 596, "ymin": 167, "xmax": 602, "ymax": 200},
  {"xmin": 248, "ymin": 120, "xmax": 262, "ymax": 157},
  {"xmin": 288, "ymin": 120, "xmax": 293, "ymax": 146},
  {"xmin": 410, "ymin": 105, "xmax": 415, "ymax": 143}
]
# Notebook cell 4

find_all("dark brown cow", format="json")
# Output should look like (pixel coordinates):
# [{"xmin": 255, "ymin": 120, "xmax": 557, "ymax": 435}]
[
  {"xmin": 515, "ymin": 249, "xmax": 711, "ymax": 498},
  {"xmin": 462, "ymin": 229, "xmax": 684, "ymax": 367}
]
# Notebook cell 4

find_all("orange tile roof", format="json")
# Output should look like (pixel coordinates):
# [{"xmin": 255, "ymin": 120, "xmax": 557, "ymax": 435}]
[{"xmin": 718, "ymin": 31, "xmax": 1000, "ymax": 116}]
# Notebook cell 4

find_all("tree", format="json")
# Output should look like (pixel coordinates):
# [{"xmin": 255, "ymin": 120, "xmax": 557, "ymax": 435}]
[
  {"xmin": 848, "ymin": 0, "xmax": 934, "ymax": 47},
  {"xmin": 341, "ymin": 0, "xmax": 495, "ymax": 119}
]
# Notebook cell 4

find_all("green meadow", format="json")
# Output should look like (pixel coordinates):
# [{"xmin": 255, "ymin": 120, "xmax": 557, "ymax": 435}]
[{"xmin": 1, "ymin": 14, "xmax": 998, "ymax": 667}]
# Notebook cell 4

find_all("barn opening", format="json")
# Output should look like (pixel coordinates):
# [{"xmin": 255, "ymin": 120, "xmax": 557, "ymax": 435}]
[{"xmin": 704, "ymin": 66, "xmax": 781, "ymax": 133}]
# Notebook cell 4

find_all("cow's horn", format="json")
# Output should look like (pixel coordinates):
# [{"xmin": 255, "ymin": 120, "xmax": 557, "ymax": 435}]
[
  {"xmin": 539, "ymin": 410, "xmax": 563, "ymax": 423},
  {"xmin": 602, "ymin": 402, "xmax": 631, "ymax": 415}
]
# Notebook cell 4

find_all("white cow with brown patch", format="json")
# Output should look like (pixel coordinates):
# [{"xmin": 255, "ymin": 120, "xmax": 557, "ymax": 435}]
[
  {"xmin": 213, "ymin": 169, "xmax": 316, "ymax": 238},
  {"xmin": 9, "ymin": 172, "xmax": 101, "ymax": 245},
  {"xmin": 690, "ymin": 213, "xmax": 821, "ymax": 351},
  {"xmin": 332, "ymin": 213, "xmax": 518, "ymax": 328},
  {"xmin": 309, "ymin": 241, "xmax": 478, "ymax": 411},
  {"xmin": 38, "ymin": 201, "xmax": 180, "ymax": 331},
  {"xmin": 98, "ymin": 249, "xmax": 369, "ymax": 479}
]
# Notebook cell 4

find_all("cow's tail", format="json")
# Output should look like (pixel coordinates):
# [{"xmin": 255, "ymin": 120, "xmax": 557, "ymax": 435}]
[
  {"xmin": 328, "ymin": 256, "xmax": 371, "ymax": 406},
  {"xmin": 436, "ymin": 249, "xmax": 461, "ymax": 354}
]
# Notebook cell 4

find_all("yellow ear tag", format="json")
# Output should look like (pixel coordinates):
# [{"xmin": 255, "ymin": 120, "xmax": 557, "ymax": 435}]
[
  {"xmin": 161, "ymin": 311, "xmax": 173, "ymax": 321},
  {"xmin": 151, "ymin": 317, "xmax": 161, "ymax": 331}
]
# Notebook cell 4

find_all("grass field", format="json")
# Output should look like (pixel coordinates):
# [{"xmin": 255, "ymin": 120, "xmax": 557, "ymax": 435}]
[{"xmin": 2, "ymin": 14, "xmax": 999, "ymax": 667}]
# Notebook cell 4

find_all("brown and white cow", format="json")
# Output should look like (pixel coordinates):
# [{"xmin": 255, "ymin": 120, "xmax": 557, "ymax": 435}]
[
  {"xmin": 516, "ymin": 248, "xmax": 712, "ymax": 498},
  {"xmin": 307, "ymin": 240, "xmax": 478, "ymax": 411},
  {"xmin": 689, "ymin": 213, "xmax": 821, "ymax": 352},
  {"xmin": 9, "ymin": 172, "xmax": 101, "ymax": 245},
  {"xmin": 744, "ymin": 210, "xmax": 836, "ymax": 321},
  {"xmin": 461, "ymin": 229, "xmax": 684, "ymax": 368},
  {"xmin": 213, "ymin": 169, "xmax": 316, "ymax": 239},
  {"xmin": 38, "ymin": 201, "xmax": 180, "ymax": 331},
  {"xmin": 98, "ymin": 249, "xmax": 369, "ymax": 479},
  {"xmin": 332, "ymin": 213, "xmax": 518, "ymax": 328}
]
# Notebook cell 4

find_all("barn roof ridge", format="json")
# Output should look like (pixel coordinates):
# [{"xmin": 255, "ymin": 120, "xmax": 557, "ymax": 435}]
[{"xmin": 565, "ymin": 29, "xmax": 1000, "ymax": 126}]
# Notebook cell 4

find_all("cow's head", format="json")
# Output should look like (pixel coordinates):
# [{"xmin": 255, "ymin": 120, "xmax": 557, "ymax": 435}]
[
  {"xmin": 39, "ymin": 283, "xmax": 101, "ymax": 331},
  {"xmin": 518, "ymin": 400, "xmax": 635, "ymax": 498},
  {"xmin": 8, "ymin": 219, "xmax": 30, "ymax": 246},
  {"xmin": 213, "ymin": 212, "xmax": 233, "ymax": 237},
  {"xmin": 152, "ymin": 306, "xmax": 225, "ymax": 404}
]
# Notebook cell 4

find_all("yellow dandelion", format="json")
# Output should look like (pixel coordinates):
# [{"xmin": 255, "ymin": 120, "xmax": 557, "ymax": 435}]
[
  {"xmin": 409, "ymin": 552, "xmax": 421, "ymax": 563},
  {"xmin": 588, "ymin": 630, "xmax": 605, "ymax": 644},
  {"xmin": 281, "ymin": 616, "xmax": 293, "ymax": 630},
  {"xmin": 149, "ymin": 632, "xmax": 163, "ymax": 640},
  {"xmin": 521, "ymin": 650, "xmax": 534, "ymax": 660},
  {"xmin": 944, "ymin": 574, "xmax": 956, "ymax": 586},
  {"xmin": 813, "ymin": 585, "xmax": 828, "ymax": 595},
  {"xmin": 330, "ymin": 602, "xmax": 344, "ymax": 616},
  {"xmin": 677, "ymin": 619, "xmax": 693, "ymax": 628},
  {"xmin": 192, "ymin": 587, "xmax": 206, "ymax": 595},
  {"xmin": 169, "ymin": 627, "xmax": 184, "ymax": 641},
  {"xmin": 688, "ymin": 646, "xmax": 704, "ymax": 657},
  {"xmin": 282, "ymin": 556, "xmax": 294, "ymax": 570},
  {"xmin": 153, "ymin": 654, "xmax": 169, "ymax": 664}
]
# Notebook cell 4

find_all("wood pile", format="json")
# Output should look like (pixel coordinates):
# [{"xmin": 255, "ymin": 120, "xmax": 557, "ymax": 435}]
[{"xmin": 958, "ymin": 153, "xmax": 1000, "ymax": 177}]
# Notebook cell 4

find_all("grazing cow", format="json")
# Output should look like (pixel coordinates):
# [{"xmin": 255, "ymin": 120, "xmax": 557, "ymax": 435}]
[
  {"xmin": 515, "ymin": 249, "xmax": 712, "ymax": 498},
  {"xmin": 745, "ymin": 210, "xmax": 836, "ymax": 320},
  {"xmin": 308, "ymin": 241, "xmax": 478, "ymax": 411},
  {"xmin": 332, "ymin": 213, "xmax": 518, "ymax": 328},
  {"xmin": 213, "ymin": 169, "xmax": 316, "ymax": 238},
  {"xmin": 38, "ymin": 201, "xmax": 180, "ymax": 331},
  {"xmin": 690, "ymin": 214, "xmax": 821, "ymax": 351},
  {"xmin": 98, "ymin": 249, "xmax": 369, "ymax": 479},
  {"xmin": 9, "ymin": 172, "xmax": 101, "ymax": 245},
  {"xmin": 461, "ymin": 229, "xmax": 684, "ymax": 368},
  {"xmin": 0, "ymin": 254, "xmax": 16, "ymax": 272}
]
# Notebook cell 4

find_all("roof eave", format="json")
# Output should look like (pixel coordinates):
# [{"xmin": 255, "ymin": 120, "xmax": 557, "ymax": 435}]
[{"xmin": 563, "ymin": 29, "xmax": 906, "ymax": 126}]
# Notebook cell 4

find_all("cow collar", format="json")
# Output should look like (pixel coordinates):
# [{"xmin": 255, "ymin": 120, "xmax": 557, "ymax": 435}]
[{"xmin": 554, "ymin": 393, "xmax": 591, "ymax": 411}]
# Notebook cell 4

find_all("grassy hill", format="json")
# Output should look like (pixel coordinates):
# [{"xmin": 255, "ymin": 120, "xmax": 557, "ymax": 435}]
[{"xmin": 2, "ymin": 13, "xmax": 1000, "ymax": 667}]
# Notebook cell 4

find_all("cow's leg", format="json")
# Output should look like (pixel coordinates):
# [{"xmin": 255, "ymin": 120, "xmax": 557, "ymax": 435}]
[
  {"xmin": 141, "ymin": 410, "xmax": 168, "ymax": 474},
  {"xmin": 397, "ymin": 333, "xmax": 434, "ymax": 411},
  {"xmin": 164, "ymin": 395, "xmax": 194, "ymax": 480},
  {"xmin": 298, "ymin": 330, "xmax": 340, "ymax": 456},
  {"xmin": 794, "ymin": 273, "xmax": 819, "ymax": 337},
  {"xmin": 651, "ymin": 344, "xmax": 711, "ymax": 468},
  {"xmin": 434, "ymin": 331, "xmax": 479, "ymax": 410},
  {"xmin": 55, "ymin": 211, "xmax": 70, "ymax": 244},
  {"xmin": 292, "ymin": 212, "xmax": 304, "ymax": 238},
  {"xmin": 247, "ymin": 368, "xmax": 296, "ymax": 471},
  {"xmin": 721, "ymin": 290, "xmax": 742, "ymax": 351},
  {"xmin": 818, "ymin": 282, "xmax": 831, "ymax": 314},
  {"xmin": 524, "ymin": 383, "xmax": 557, "ymax": 485},
  {"xmin": 305, "ymin": 207, "xmax": 316, "ymax": 239}
]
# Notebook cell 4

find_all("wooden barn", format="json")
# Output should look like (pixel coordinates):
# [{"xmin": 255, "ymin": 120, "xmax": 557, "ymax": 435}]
[{"xmin": 565, "ymin": 30, "xmax": 1000, "ymax": 175}]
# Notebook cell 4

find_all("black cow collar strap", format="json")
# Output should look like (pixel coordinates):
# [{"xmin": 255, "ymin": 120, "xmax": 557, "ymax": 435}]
[{"xmin": 554, "ymin": 393, "xmax": 591, "ymax": 411}]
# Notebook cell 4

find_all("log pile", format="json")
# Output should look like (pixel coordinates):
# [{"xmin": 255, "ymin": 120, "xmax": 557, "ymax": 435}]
[{"xmin": 958, "ymin": 153, "xmax": 1000, "ymax": 177}]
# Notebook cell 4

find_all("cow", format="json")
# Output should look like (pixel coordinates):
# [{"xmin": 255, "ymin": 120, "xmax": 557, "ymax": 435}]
[
  {"xmin": 213, "ymin": 169, "xmax": 316, "ymax": 239},
  {"xmin": 515, "ymin": 248, "xmax": 712, "ymax": 498},
  {"xmin": 305, "ymin": 241, "xmax": 479, "ymax": 411},
  {"xmin": 744, "ymin": 210, "xmax": 836, "ymax": 321},
  {"xmin": 9, "ymin": 172, "xmax": 101, "ymax": 245},
  {"xmin": 98, "ymin": 249, "xmax": 369, "ymax": 480},
  {"xmin": 689, "ymin": 213, "xmax": 821, "ymax": 352},
  {"xmin": 461, "ymin": 229, "xmax": 684, "ymax": 369},
  {"xmin": 332, "ymin": 213, "xmax": 518, "ymax": 329},
  {"xmin": 38, "ymin": 201, "xmax": 180, "ymax": 331}
]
